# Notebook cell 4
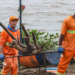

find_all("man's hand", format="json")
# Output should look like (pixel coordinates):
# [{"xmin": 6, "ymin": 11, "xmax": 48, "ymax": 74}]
[
  {"xmin": 9, "ymin": 40, "xmax": 26, "ymax": 54},
  {"xmin": 0, "ymin": 54, "xmax": 5, "ymax": 60},
  {"xmin": 58, "ymin": 46, "xmax": 64, "ymax": 53},
  {"xmin": 9, "ymin": 40, "xmax": 18, "ymax": 48}
]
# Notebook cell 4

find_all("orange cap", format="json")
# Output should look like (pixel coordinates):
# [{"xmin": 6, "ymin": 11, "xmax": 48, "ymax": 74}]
[{"xmin": 9, "ymin": 16, "xmax": 18, "ymax": 21}]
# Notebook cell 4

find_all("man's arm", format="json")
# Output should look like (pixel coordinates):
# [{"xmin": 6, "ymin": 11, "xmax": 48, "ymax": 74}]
[
  {"xmin": 0, "ymin": 46, "xmax": 3, "ymax": 53},
  {"xmin": 58, "ymin": 19, "xmax": 68, "ymax": 52},
  {"xmin": 0, "ymin": 30, "xmax": 8, "ymax": 54},
  {"xmin": 58, "ymin": 34, "xmax": 65, "ymax": 53},
  {"xmin": 59, "ymin": 34, "xmax": 65, "ymax": 46},
  {"xmin": 59, "ymin": 18, "xmax": 68, "ymax": 46},
  {"xmin": 0, "ymin": 45, "xmax": 5, "ymax": 60}
]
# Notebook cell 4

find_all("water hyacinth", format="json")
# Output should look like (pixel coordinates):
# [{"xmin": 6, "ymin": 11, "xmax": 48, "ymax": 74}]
[{"xmin": 22, "ymin": 29, "xmax": 59, "ymax": 50}]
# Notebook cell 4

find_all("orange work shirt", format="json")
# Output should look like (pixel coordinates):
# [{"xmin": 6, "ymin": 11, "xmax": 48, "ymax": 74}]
[
  {"xmin": 0, "ymin": 29, "xmax": 20, "ymax": 55},
  {"xmin": 61, "ymin": 16, "xmax": 75, "ymax": 50}
]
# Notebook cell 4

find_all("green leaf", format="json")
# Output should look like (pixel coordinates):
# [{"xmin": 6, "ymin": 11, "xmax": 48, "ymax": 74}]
[{"xmin": 22, "ymin": 29, "xmax": 59, "ymax": 51}]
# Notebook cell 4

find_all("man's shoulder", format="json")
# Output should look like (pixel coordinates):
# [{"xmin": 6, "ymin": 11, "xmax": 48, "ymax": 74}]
[
  {"xmin": 1, "ymin": 30, "xmax": 7, "ymax": 34},
  {"xmin": 1, "ymin": 29, "xmax": 8, "ymax": 38},
  {"xmin": 17, "ymin": 29, "xmax": 20, "ymax": 31},
  {"xmin": 17, "ymin": 29, "xmax": 20, "ymax": 35},
  {"xmin": 17, "ymin": 29, "xmax": 20, "ymax": 33},
  {"xmin": 64, "ymin": 16, "xmax": 71, "ymax": 22}
]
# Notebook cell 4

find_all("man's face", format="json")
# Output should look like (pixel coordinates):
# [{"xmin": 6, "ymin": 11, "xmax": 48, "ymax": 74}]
[{"xmin": 9, "ymin": 19, "xmax": 18, "ymax": 28}]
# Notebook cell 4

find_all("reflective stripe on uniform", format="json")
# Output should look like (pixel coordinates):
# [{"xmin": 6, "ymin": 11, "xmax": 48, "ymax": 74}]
[
  {"xmin": 57, "ymin": 72, "xmax": 65, "ymax": 75},
  {"xmin": 0, "ymin": 71, "xmax": 2, "ymax": 75},
  {"xmin": 0, "ymin": 70, "xmax": 10, "ymax": 75},
  {"xmin": 5, "ymin": 42, "xmax": 9, "ymax": 46},
  {"xmin": 67, "ymin": 30, "xmax": 75, "ymax": 33}
]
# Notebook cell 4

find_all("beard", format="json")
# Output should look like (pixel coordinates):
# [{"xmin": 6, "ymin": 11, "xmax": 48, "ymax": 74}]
[{"xmin": 10, "ymin": 24, "xmax": 16, "ymax": 30}]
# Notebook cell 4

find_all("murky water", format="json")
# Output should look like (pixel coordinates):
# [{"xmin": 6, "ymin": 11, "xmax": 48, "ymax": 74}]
[{"xmin": 0, "ymin": 0, "xmax": 75, "ymax": 34}]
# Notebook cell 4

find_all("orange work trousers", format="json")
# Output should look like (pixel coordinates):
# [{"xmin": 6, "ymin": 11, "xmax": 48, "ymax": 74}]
[
  {"xmin": 2, "ymin": 54, "xmax": 18, "ymax": 75},
  {"xmin": 57, "ymin": 50, "xmax": 75, "ymax": 74}
]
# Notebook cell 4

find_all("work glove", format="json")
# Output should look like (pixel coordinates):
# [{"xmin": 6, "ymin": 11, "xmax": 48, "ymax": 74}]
[
  {"xmin": 0, "ymin": 54, "xmax": 5, "ymax": 60},
  {"xmin": 58, "ymin": 46, "xmax": 64, "ymax": 53},
  {"xmin": 19, "ymin": 52, "xmax": 22, "ymax": 55}
]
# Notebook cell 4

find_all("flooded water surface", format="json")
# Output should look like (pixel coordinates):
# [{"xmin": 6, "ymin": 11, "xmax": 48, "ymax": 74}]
[{"xmin": 0, "ymin": 0, "xmax": 75, "ymax": 34}]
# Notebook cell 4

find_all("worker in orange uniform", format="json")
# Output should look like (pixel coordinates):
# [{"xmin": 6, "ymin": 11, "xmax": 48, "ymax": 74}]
[
  {"xmin": 0, "ymin": 16, "xmax": 20, "ymax": 75},
  {"xmin": 56, "ymin": 14, "xmax": 75, "ymax": 75}
]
